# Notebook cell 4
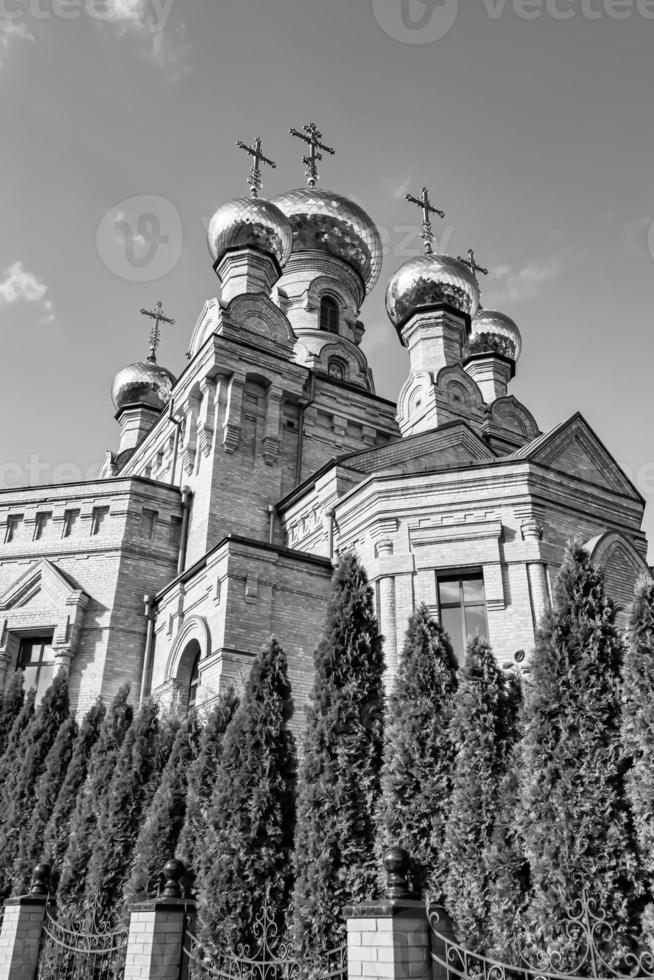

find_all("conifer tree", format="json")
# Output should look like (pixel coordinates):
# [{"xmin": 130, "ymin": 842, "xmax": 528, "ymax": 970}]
[
  {"xmin": 42, "ymin": 699, "xmax": 106, "ymax": 891},
  {"xmin": 125, "ymin": 720, "xmax": 197, "ymax": 907},
  {"xmin": 293, "ymin": 552, "xmax": 385, "ymax": 960},
  {"xmin": 197, "ymin": 639, "xmax": 296, "ymax": 955},
  {"xmin": 177, "ymin": 689, "xmax": 239, "ymax": 878},
  {"xmin": 520, "ymin": 543, "xmax": 641, "ymax": 963},
  {"xmin": 376, "ymin": 604, "xmax": 458, "ymax": 899},
  {"xmin": 0, "ymin": 688, "xmax": 35, "ymax": 798},
  {"xmin": 0, "ymin": 673, "xmax": 69, "ymax": 900},
  {"xmin": 0, "ymin": 674, "xmax": 24, "ymax": 759},
  {"xmin": 623, "ymin": 577, "xmax": 654, "ymax": 885},
  {"xmin": 441, "ymin": 638, "xmax": 506, "ymax": 952},
  {"xmin": 12, "ymin": 714, "xmax": 78, "ymax": 892},
  {"xmin": 57, "ymin": 686, "xmax": 133, "ymax": 911},
  {"xmin": 83, "ymin": 699, "xmax": 162, "ymax": 927}
]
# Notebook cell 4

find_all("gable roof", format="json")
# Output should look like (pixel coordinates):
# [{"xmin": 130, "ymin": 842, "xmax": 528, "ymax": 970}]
[{"xmin": 506, "ymin": 413, "xmax": 643, "ymax": 501}]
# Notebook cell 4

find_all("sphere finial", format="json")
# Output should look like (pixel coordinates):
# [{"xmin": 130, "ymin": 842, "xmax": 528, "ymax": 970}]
[
  {"xmin": 162, "ymin": 859, "xmax": 186, "ymax": 899},
  {"xmin": 30, "ymin": 863, "xmax": 50, "ymax": 896},
  {"xmin": 383, "ymin": 846, "xmax": 413, "ymax": 900}
]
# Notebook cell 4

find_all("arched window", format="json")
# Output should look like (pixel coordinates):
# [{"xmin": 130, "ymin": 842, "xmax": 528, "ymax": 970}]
[
  {"xmin": 320, "ymin": 296, "xmax": 339, "ymax": 334},
  {"xmin": 328, "ymin": 359, "xmax": 346, "ymax": 383},
  {"xmin": 188, "ymin": 652, "xmax": 200, "ymax": 714}
]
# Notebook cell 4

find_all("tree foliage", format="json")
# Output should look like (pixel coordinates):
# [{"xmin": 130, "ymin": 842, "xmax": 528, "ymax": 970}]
[
  {"xmin": 197, "ymin": 639, "xmax": 296, "ymax": 955},
  {"xmin": 377, "ymin": 604, "xmax": 458, "ymax": 899},
  {"xmin": 293, "ymin": 552, "xmax": 385, "ymax": 959},
  {"xmin": 0, "ymin": 674, "xmax": 25, "ymax": 758}
]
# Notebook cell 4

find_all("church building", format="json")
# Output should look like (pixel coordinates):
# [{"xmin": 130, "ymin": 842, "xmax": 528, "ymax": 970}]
[{"xmin": 0, "ymin": 125, "xmax": 650, "ymax": 718}]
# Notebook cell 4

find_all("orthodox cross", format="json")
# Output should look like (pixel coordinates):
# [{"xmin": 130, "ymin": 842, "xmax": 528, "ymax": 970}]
[
  {"xmin": 405, "ymin": 186, "xmax": 446, "ymax": 254},
  {"xmin": 235, "ymin": 137, "xmax": 277, "ymax": 198},
  {"xmin": 140, "ymin": 300, "xmax": 175, "ymax": 361},
  {"xmin": 289, "ymin": 122, "xmax": 335, "ymax": 187},
  {"xmin": 457, "ymin": 248, "xmax": 489, "ymax": 303}
]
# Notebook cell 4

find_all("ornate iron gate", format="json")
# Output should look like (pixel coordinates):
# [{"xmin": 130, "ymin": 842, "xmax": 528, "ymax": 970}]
[{"xmin": 36, "ymin": 907, "xmax": 128, "ymax": 980}]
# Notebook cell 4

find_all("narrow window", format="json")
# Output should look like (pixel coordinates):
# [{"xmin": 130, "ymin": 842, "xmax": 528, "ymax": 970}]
[
  {"xmin": 5, "ymin": 514, "xmax": 23, "ymax": 543},
  {"xmin": 437, "ymin": 572, "xmax": 489, "ymax": 663},
  {"xmin": 141, "ymin": 508, "xmax": 158, "ymax": 540},
  {"xmin": 91, "ymin": 506, "xmax": 109, "ymax": 536},
  {"xmin": 63, "ymin": 509, "xmax": 80, "ymax": 538},
  {"xmin": 17, "ymin": 636, "xmax": 55, "ymax": 703},
  {"xmin": 188, "ymin": 653, "xmax": 200, "ymax": 715},
  {"xmin": 169, "ymin": 515, "xmax": 183, "ymax": 548},
  {"xmin": 328, "ymin": 358, "xmax": 346, "ymax": 382},
  {"xmin": 320, "ymin": 296, "xmax": 339, "ymax": 334},
  {"xmin": 34, "ymin": 512, "xmax": 52, "ymax": 541}
]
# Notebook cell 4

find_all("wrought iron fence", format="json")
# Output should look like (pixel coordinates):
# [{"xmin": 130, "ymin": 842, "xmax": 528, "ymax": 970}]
[
  {"xmin": 36, "ymin": 907, "xmax": 127, "ymax": 980},
  {"xmin": 427, "ymin": 893, "xmax": 654, "ymax": 980},
  {"xmin": 183, "ymin": 902, "xmax": 347, "ymax": 980}
]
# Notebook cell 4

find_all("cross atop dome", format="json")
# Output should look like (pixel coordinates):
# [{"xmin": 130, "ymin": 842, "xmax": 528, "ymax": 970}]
[
  {"xmin": 236, "ymin": 137, "xmax": 278, "ymax": 198},
  {"xmin": 405, "ymin": 186, "xmax": 446, "ymax": 255},
  {"xmin": 289, "ymin": 122, "xmax": 335, "ymax": 187},
  {"xmin": 457, "ymin": 248, "xmax": 489, "ymax": 302},
  {"xmin": 140, "ymin": 300, "xmax": 175, "ymax": 361}
]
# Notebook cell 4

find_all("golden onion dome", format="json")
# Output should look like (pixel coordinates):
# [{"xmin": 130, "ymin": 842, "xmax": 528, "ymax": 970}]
[
  {"xmin": 112, "ymin": 357, "xmax": 176, "ymax": 413},
  {"xmin": 270, "ymin": 188, "xmax": 383, "ymax": 293},
  {"xmin": 208, "ymin": 197, "xmax": 293, "ymax": 268},
  {"xmin": 470, "ymin": 309, "xmax": 522, "ymax": 362},
  {"xmin": 385, "ymin": 253, "xmax": 480, "ymax": 331}
]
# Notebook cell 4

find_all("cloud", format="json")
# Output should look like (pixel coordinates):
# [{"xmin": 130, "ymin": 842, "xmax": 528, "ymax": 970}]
[
  {"xmin": 101, "ymin": 0, "xmax": 190, "ymax": 76},
  {"xmin": 485, "ymin": 257, "xmax": 564, "ymax": 305},
  {"xmin": 0, "ymin": 262, "xmax": 55, "ymax": 323},
  {"xmin": 0, "ymin": 19, "xmax": 35, "ymax": 69}
]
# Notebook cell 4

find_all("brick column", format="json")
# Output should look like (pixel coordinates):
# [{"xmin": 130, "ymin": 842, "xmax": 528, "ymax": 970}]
[
  {"xmin": 124, "ymin": 860, "xmax": 195, "ymax": 980},
  {"xmin": 346, "ymin": 848, "xmax": 431, "ymax": 980},
  {"xmin": 0, "ymin": 864, "xmax": 49, "ymax": 980}
]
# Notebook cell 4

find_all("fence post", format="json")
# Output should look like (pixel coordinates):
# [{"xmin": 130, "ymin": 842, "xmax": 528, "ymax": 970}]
[
  {"xmin": 124, "ymin": 859, "xmax": 195, "ymax": 980},
  {"xmin": 345, "ymin": 847, "xmax": 431, "ymax": 980},
  {"xmin": 0, "ymin": 864, "xmax": 50, "ymax": 980}
]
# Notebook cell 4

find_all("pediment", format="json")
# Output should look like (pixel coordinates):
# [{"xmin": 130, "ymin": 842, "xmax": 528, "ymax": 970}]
[
  {"xmin": 510, "ymin": 414, "xmax": 641, "ymax": 498},
  {"xmin": 0, "ymin": 559, "xmax": 85, "ymax": 612},
  {"xmin": 342, "ymin": 422, "xmax": 495, "ymax": 476},
  {"xmin": 223, "ymin": 294, "xmax": 296, "ymax": 354},
  {"xmin": 490, "ymin": 396, "xmax": 540, "ymax": 441}
]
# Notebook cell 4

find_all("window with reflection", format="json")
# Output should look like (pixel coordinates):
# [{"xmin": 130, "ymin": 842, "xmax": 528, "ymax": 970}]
[
  {"xmin": 17, "ymin": 636, "xmax": 55, "ymax": 702},
  {"xmin": 188, "ymin": 653, "xmax": 200, "ymax": 715},
  {"xmin": 328, "ymin": 359, "xmax": 346, "ymax": 382},
  {"xmin": 437, "ymin": 572, "xmax": 489, "ymax": 663},
  {"xmin": 320, "ymin": 296, "xmax": 339, "ymax": 334}
]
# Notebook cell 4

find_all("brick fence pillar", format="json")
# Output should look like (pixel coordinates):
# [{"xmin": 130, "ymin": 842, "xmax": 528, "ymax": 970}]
[
  {"xmin": 345, "ymin": 848, "xmax": 431, "ymax": 980},
  {"xmin": 124, "ymin": 859, "xmax": 195, "ymax": 980},
  {"xmin": 0, "ymin": 864, "xmax": 49, "ymax": 980}
]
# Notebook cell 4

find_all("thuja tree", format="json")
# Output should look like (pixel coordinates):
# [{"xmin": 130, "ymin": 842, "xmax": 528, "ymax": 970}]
[
  {"xmin": 83, "ymin": 699, "xmax": 163, "ymax": 927},
  {"xmin": 441, "ymin": 638, "xmax": 506, "ymax": 951},
  {"xmin": 0, "ymin": 689, "xmax": 35, "ymax": 800},
  {"xmin": 197, "ymin": 639, "xmax": 296, "ymax": 955},
  {"xmin": 520, "ymin": 543, "xmax": 641, "ymax": 963},
  {"xmin": 0, "ymin": 674, "xmax": 24, "ymax": 758},
  {"xmin": 623, "ymin": 577, "xmax": 654, "ymax": 887},
  {"xmin": 293, "ymin": 552, "xmax": 385, "ymax": 960},
  {"xmin": 376, "ymin": 604, "xmax": 458, "ymax": 899},
  {"xmin": 0, "ymin": 673, "xmax": 69, "ymax": 900},
  {"xmin": 13, "ymin": 714, "xmax": 78, "ymax": 892},
  {"xmin": 58, "ymin": 686, "xmax": 133, "ymax": 911},
  {"xmin": 125, "ymin": 719, "xmax": 197, "ymax": 907},
  {"xmin": 43, "ymin": 699, "xmax": 106, "ymax": 892},
  {"xmin": 177, "ymin": 689, "xmax": 239, "ymax": 878}
]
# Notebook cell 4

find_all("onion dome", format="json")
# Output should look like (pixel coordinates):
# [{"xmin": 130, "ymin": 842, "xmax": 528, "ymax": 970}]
[
  {"xmin": 385, "ymin": 253, "xmax": 480, "ymax": 330},
  {"xmin": 112, "ymin": 357, "xmax": 176, "ymax": 413},
  {"xmin": 270, "ymin": 188, "xmax": 383, "ymax": 293},
  {"xmin": 208, "ymin": 197, "xmax": 293, "ymax": 268},
  {"xmin": 469, "ymin": 309, "xmax": 522, "ymax": 362}
]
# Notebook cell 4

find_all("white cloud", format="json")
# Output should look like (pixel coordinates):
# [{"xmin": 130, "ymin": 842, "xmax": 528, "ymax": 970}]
[
  {"xmin": 0, "ymin": 262, "xmax": 55, "ymax": 324},
  {"xmin": 0, "ymin": 19, "xmax": 35, "ymax": 69},
  {"xmin": 485, "ymin": 257, "xmax": 564, "ymax": 305},
  {"xmin": 101, "ymin": 0, "xmax": 190, "ymax": 75}
]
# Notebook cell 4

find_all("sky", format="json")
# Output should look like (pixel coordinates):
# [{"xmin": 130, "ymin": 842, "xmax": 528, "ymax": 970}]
[{"xmin": 1, "ymin": 0, "xmax": 653, "ymax": 557}]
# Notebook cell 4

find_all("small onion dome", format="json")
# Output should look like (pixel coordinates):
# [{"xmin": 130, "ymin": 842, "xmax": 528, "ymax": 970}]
[
  {"xmin": 469, "ymin": 309, "xmax": 522, "ymax": 362},
  {"xmin": 207, "ymin": 197, "xmax": 293, "ymax": 269},
  {"xmin": 385, "ymin": 253, "xmax": 480, "ymax": 331},
  {"xmin": 112, "ymin": 357, "xmax": 176, "ymax": 413},
  {"xmin": 270, "ymin": 188, "xmax": 383, "ymax": 293}
]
